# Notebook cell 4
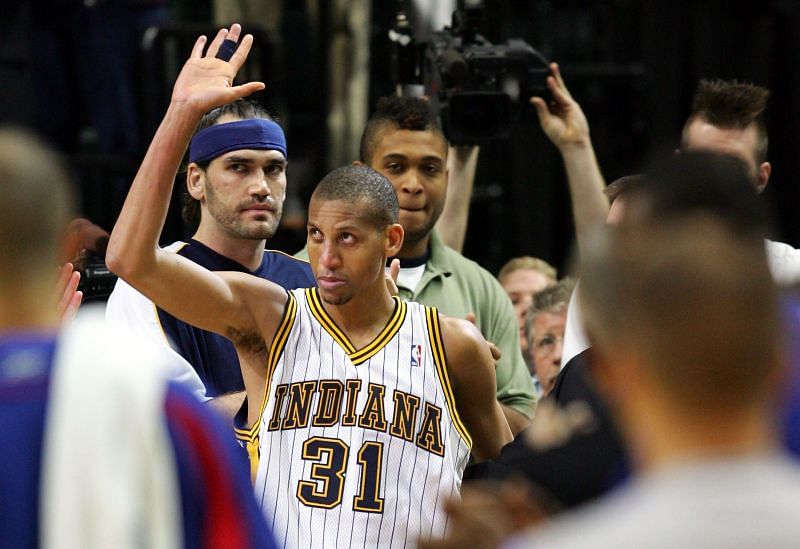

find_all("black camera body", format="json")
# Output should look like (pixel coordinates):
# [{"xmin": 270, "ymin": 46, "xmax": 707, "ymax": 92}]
[
  {"xmin": 392, "ymin": 2, "xmax": 550, "ymax": 145},
  {"xmin": 76, "ymin": 252, "xmax": 118, "ymax": 302}
]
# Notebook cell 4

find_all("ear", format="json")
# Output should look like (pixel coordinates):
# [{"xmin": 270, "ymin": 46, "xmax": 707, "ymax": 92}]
[
  {"xmin": 755, "ymin": 161, "xmax": 771, "ymax": 194},
  {"xmin": 385, "ymin": 223, "xmax": 404, "ymax": 257},
  {"xmin": 352, "ymin": 160, "xmax": 366, "ymax": 167},
  {"xmin": 186, "ymin": 163, "xmax": 206, "ymax": 200}
]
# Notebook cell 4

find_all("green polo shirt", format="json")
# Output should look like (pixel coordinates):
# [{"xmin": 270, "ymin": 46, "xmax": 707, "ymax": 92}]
[{"xmin": 296, "ymin": 232, "xmax": 537, "ymax": 418}]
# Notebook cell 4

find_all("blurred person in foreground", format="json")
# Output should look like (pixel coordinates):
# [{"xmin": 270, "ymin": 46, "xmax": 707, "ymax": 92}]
[
  {"xmin": 427, "ymin": 151, "xmax": 800, "ymax": 548},
  {"xmin": 0, "ymin": 127, "xmax": 274, "ymax": 548}
]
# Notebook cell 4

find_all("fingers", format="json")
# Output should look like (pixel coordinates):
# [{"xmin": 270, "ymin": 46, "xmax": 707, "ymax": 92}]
[
  {"xmin": 464, "ymin": 312, "xmax": 477, "ymax": 325},
  {"xmin": 228, "ymin": 33, "xmax": 255, "ymax": 72},
  {"xmin": 388, "ymin": 258, "xmax": 400, "ymax": 284},
  {"xmin": 62, "ymin": 289, "xmax": 83, "ymax": 324},
  {"xmin": 550, "ymin": 62, "xmax": 569, "ymax": 96},
  {"xmin": 226, "ymin": 23, "xmax": 242, "ymax": 43},
  {"xmin": 229, "ymin": 81, "xmax": 266, "ymax": 101},
  {"xmin": 488, "ymin": 341, "xmax": 502, "ymax": 362},
  {"xmin": 547, "ymin": 75, "xmax": 572, "ymax": 109},
  {"xmin": 205, "ymin": 27, "xmax": 230, "ymax": 58},
  {"xmin": 190, "ymin": 35, "xmax": 207, "ymax": 59},
  {"xmin": 530, "ymin": 96, "xmax": 549, "ymax": 122},
  {"xmin": 384, "ymin": 259, "xmax": 400, "ymax": 297},
  {"xmin": 56, "ymin": 262, "xmax": 73, "ymax": 298},
  {"xmin": 57, "ymin": 266, "xmax": 81, "ymax": 320}
]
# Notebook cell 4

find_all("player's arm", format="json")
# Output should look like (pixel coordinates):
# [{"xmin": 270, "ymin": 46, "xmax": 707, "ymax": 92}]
[
  {"xmin": 106, "ymin": 25, "xmax": 279, "ymax": 340},
  {"xmin": 531, "ymin": 62, "xmax": 608, "ymax": 256},
  {"xmin": 441, "ymin": 316, "xmax": 513, "ymax": 462}
]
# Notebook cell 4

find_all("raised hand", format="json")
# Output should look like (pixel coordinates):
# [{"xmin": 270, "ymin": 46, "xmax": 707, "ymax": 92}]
[
  {"xmin": 56, "ymin": 262, "xmax": 82, "ymax": 324},
  {"xmin": 385, "ymin": 258, "xmax": 400, "ymax": 296},
  {"xmin": 170, "ymin": 24, "xmax": 265, "ymax": 114},
  {"xmin": 531, "ymin": 63, "xmax": 590, "ymax": 150}
]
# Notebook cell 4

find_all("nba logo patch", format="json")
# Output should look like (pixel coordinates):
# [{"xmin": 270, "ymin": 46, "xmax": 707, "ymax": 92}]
[{"xmin": 410, "ymin": 344, "xmax": 423, "ymax": 368}]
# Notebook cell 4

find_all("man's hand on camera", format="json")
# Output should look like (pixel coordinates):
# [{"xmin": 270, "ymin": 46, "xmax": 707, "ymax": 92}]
[{"xmin": 530, "ymin": 62, "xmax": 590, "ymax": 151}]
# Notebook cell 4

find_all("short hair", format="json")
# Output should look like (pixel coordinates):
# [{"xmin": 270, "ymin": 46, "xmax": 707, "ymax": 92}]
[
  {"xmin": 182, "ymin": 100, "xmax": 276, "ymax": 229},
  {"xmin": 498, "ymin": 256, "xmax": 557, "ymax": 284},
  {"xmin": 359, "ymin": 96, "xmax": 446, "ymax": 164},
  {"xmin": 603, "ymin": 174, "xmax": 642, "ymax": 204},
  {"xmin": 0, "ymin": 127, "xmax": 75, "ymax": 282},
  {"xmin": 682, "ymin": 79, "xmax": 770, "ymax": 162},
  {"xmin": 579, "ymin": 216, "xmax": 777, "ymax": 415},
  {"xmin": 524, "ymin": 277, "xmax": 576, "ymax": 345},
  {"xmin": 311, "ymin": 165, "xmax": 399, "ymax": 229},
  {"xmin": 626, "ymin": 151, "xmax": 768, "ymax": 239}
]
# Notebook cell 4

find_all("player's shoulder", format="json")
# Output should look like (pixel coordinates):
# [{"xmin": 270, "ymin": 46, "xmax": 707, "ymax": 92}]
[
  {"xmin": 264, "ymin": 248, "xmax": 312, "ymax": 268},
  {"xmin": 438, "ymin": 313, "xmax": 487, "ymax": 355},
  {"xmin": 258, "ymin": 249, "xmax": 315, "ymax": 291}
]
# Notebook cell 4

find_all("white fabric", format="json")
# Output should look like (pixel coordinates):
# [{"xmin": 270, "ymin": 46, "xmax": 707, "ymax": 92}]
[
  {"xmin": 560, "ymin": 282, "xmax": 588, "ymax": 368},
  {"xmin": 256, "ymin": 289, "xmax": 470, "ymax": 548},
  {"xmin": 41, "ymin": 306, "xmax": 182, "ymax": 549},
  {"xmin": 765, "ymin": 239, "xmax": 800, "ymax": 286},
  {"xmin": 506, "ymin": 454, "xmax": 800, "ymax": 549},
  {"xmin": 105, "ymin": 241, "xmax": 208, "ymax": 400},
  {"xmin": 396, "ymin": 263, "xmax": 426, "ymax": 294}
]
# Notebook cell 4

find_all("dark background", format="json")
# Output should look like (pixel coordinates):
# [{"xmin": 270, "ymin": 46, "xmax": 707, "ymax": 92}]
[{"xmin": 2, "ymin": 0, "xmax": 798, "ymax": 276}]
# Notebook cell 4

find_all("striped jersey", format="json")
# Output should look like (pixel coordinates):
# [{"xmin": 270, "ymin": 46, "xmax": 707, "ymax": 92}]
[{"xmin": 237, "ymin": 287, "xmax": 471, "ymax": 548}]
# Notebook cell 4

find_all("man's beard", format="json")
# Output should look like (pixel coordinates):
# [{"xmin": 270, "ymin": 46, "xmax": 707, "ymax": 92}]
[
  {"xmin": 320, "ymin": 292, "xmax": 353, "ymax": 306},
  {"xmin": 205, "ymin": 179, "xmax": 281, "ymax": 240}
]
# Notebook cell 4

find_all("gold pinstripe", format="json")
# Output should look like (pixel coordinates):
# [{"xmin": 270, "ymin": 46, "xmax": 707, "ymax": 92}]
[
  {"xmin": 425, "ymin": 307, "xmax": 472, "ymax": 449},
  {"xmin": 307, "ymin": 288, "xmax": 407, "ymax": 366}
]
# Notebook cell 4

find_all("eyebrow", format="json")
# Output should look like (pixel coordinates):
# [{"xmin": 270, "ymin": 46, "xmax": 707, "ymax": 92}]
[
  {"xmin": 224, "ymin": 155, "xmax": 287, "ymax": 167},
  {"xmin": 381, "ymin": 153, "xmax": 445, "ymax": 164}
]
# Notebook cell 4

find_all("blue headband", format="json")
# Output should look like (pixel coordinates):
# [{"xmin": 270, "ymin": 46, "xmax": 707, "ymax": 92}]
[{"xmin": 189, "ymin": 119, "xmax": 287, "ymax": 164}]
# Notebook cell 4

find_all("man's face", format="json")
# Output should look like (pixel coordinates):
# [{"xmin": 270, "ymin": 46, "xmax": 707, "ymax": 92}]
[
  {"xmin": 307, "ymin": 197, "xmax": 390, "ymax": 306},
  {"xmin": 367, "ymin": 128, "xmax": 448, "ymax": 253},
  {"xmin": 683, "ymin": 118, "xmax": 770, "ymax": 191},
  {"xmin": 500, "ymin": 268, "xmax": 554, "ymax": 353},
  {"xmin": 200, "ymin": 148, "xmax": 287, "ymax": 240},
  {"xmin": 530, "ymin": 309, "xmax": 567, "ymax": 396}
]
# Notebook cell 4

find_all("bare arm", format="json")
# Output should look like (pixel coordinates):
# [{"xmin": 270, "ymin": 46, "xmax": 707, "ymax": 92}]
[
  {"xmin": 106, "ymin": 25, "xmax": 284, "ymax": 346},
  {"xmin": 531, "ymin": 63, "xmax": 609, "ymax": 256},
  {"xmin": 436, "ymin": 145, "xmax": 480, "ymax": 252},
  {"xmin": 441, "ymin": 316, "xmax": 513, "ymax": 462}
]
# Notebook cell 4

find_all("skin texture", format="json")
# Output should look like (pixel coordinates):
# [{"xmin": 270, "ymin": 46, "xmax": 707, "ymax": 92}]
[
  {"xmin": 107, "ymin": 25, "xmax": 512, "ymax": 458},
  {"xmin": 367, "ymin": 128, "xmax": 449, "ymax": 259},
  {"xmin": 530, "ymin": 309, "xmax": 567, "ymax": 395},
  {"xmin": 682, "ymin": 118, "xmax": 771, "ymax": 193},
  {"xmin": 500, "ymin": 268, "xmax": 555, "ymax": 353}
]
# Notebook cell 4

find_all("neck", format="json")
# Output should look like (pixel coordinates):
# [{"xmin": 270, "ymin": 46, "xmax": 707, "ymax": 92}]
[
  {"xmin": 322, "ymin": 282, "xmax": 396, "ymax": 344},
  {"xmin": 192, "ymin": 224, "xmax": 266, "ymax": 271},
  {"xmin": 625, "ymin": 398, "xmax": 777, "ymax": 473},
  {"xmin": 0, "ymin": 281, "xmax": 60, "ymax": 332},
  {"xmin": 398, "ymin": 233, "xmax": 431, "ymax": 259}
]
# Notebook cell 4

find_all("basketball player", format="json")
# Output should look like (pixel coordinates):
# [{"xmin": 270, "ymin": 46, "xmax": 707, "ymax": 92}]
[
  {"xmin": 0, "ymin": 127, "xmax": 276, "ymax": 547},
  {"xmin": 107, "ymin": 24, "xmax": 512, "ymax": 547}
]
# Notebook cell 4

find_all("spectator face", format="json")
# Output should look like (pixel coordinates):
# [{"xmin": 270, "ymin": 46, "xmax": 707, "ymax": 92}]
[
  {"xmin": 530, "ymin": 309, "xmax": 567, "ymax": 395},
  {"xmin": 683, "ymin": 118, "xmax": 770, "ymax": 192},
  {"xmin": 501, "ymin": 268, "xmax": 555, "ymax": 353},
  {"xmin": 367, "ymin": 128, "xmax": 448, "ymax": 255}
]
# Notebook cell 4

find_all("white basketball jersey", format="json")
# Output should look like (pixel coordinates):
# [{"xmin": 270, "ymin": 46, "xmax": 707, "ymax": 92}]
[{"xmin": 239, "ymin": 288, "xmax": 471, "ymax": 548}]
